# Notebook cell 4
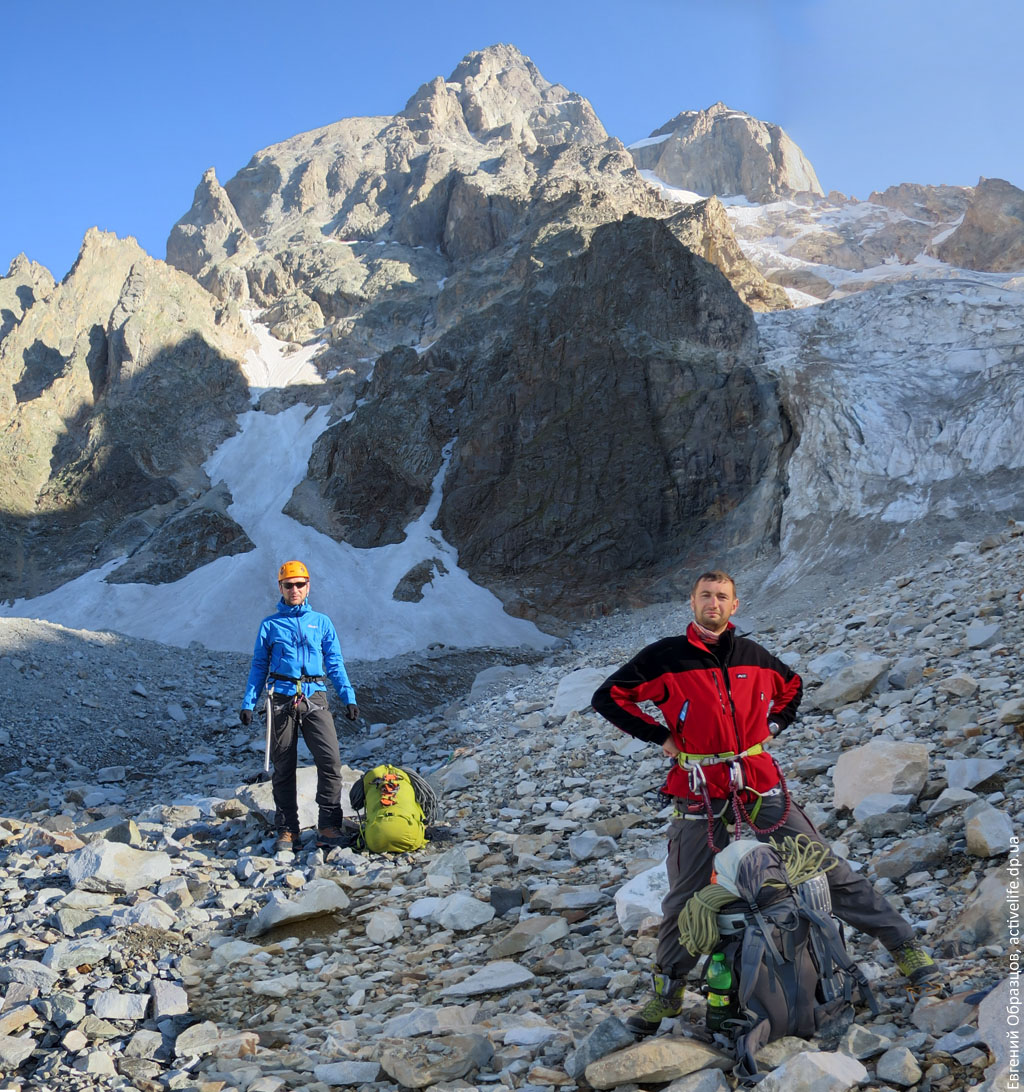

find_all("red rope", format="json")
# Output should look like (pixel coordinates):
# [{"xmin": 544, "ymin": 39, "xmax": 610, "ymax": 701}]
[{"xmin": 690, "ymin": 756, "xmax": 792, "ymax": 854}]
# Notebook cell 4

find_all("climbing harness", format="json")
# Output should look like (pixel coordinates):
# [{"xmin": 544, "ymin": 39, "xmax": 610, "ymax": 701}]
[
  {"xmin": 678, "ymin": 745, "xmax": 792, "ymax": 853},
  {"xmin": 269, "ymin": 671, "xmax": 325, "ymax": 710},
  {"xmin": 264, "ymin": 672, "xmax": 330, "ymax": 769}
]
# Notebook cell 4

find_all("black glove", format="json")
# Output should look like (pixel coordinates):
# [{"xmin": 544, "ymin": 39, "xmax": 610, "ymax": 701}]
[
  {"xmin": 344, "ymin": 704, "xmax": 359, "ymax": 722},
  {"xmin": 239, "ymin": 708, "xmax": 253, "ymax": 726}
]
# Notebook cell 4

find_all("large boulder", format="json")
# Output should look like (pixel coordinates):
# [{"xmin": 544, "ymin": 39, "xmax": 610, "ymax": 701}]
[
  {"xmin": 614, "ymin": 858, "xmax": 669, "ymax": 933},
  {"xmin": 871, "ymin": 833, "xmax": 949, "ymax": 880},
  {"xmin": 66, "ymin": 842, "xmax": 173, "ymax": 894},
  {"xmin": 237, "ymin": 765, "xmax": 362, "ymax": 828},
  {"xmin": 964, "ymin": 801, "xmax": 1015, "ymax": 857},
  {"xmin": 833, "ymin": 741, "xmax": 929, "ymax": 811},
  {"xmin": 753, "ymin": 1050, "xmax": 867, "ymax": 1091},
  {"xmin": 942, "ymin": 865, "xmax": 1015, "ymax": 954},
  {"xmin": 811, "ymin": 657, "xmax": 890, "ymax": 710},
  {"xmin": 552, "ymin": 667, "xmax": 615, "ymax": 717},
  {"xmin": 584, "ymin": 1036, "xmax": 732, "ymax": 1089},
  {"xmin": 378, "ymin": 1033, "xmax": 494, "ymax": 1089},
  {"xmin": 246, "ymin": 878, "xmax": 350, "ymax": 938}
]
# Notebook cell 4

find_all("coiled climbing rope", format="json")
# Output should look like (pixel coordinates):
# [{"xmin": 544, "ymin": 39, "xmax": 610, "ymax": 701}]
[{"xmin": 677, "ymin": 834, "xmax": 839, "ymax": 955}]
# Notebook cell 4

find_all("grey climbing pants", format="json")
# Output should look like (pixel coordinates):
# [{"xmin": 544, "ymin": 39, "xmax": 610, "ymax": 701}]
[{"xmin": 270, "ymin": 691, "xmax": 343, "ymax": 834}]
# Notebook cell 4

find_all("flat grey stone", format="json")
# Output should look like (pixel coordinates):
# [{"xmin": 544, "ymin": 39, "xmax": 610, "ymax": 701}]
[{"xmin": 440, "ymin": 961, "xmax": 536, "ymax": 997}]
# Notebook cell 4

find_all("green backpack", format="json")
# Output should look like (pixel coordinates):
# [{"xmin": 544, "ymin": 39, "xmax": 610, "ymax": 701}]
[{"xmin": 349, "ymin": 765, "xmax": 437, "ymax": 854}]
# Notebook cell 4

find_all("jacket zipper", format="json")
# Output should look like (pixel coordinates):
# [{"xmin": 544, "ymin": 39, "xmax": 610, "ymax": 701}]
[
  {"xmin": 720, "ymin": 669, "xmax": 742, "ymax": 754},
  {"xmin": 711, "ymin": 642, "xmax": 743, "ymax": 754}
]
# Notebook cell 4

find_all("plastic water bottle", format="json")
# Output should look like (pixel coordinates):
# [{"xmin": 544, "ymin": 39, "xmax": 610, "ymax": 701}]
[{"xmin": 705, "ymin": 952, "xmax": 739, "ymax": 1030}]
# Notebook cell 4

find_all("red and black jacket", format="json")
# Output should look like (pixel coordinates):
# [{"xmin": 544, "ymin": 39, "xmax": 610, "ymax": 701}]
[{"xmin": 591, "ymin": 622, "xmax": 802, "ymax": 801}]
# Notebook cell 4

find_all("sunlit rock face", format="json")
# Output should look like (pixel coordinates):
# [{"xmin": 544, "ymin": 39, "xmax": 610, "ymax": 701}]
[
  {"xmin": 931, "ymin": 176, "xmax": 1024, "ymax": 273},
  {"xmin": 0, "ymin": 230, "xmax": 253, "ymax": 599},
  {"xmin": 629, "ymin": 101, "xmax": 823, "ymax": 202}
]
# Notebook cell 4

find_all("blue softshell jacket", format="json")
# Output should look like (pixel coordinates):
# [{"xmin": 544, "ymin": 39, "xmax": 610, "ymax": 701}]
[{"xmin": 242, "ymin": 599, "xmax": 356, "ymax": 709}]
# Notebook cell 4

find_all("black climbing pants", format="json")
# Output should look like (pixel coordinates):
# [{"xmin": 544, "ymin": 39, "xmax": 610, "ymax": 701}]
[
  {"xmin": 656, "ymin": 793, "xmax": 915, "ymax": 978},
  {"xmin": 270, "ymin": 692, "xmax": 343, "ymax": 834}
]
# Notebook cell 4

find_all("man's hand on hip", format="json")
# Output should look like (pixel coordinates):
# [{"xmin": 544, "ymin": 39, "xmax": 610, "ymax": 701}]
[{"xmin": 662, "ymin": 738, "xmax": 681, "ymax": 759}]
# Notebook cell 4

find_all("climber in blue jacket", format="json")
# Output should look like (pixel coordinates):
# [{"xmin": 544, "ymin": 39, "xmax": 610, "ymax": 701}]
[{"xmin": 240, "ymin": 560, "xmax": 358, "ymax": 853}]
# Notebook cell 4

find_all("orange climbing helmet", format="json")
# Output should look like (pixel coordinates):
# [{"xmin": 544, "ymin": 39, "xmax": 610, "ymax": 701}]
[{"xmin": 278, "ymin": 560, "xmax": 310, "ymax": 582}]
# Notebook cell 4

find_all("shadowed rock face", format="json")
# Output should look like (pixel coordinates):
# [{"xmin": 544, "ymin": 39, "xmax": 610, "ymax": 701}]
[
  {"xmin": 294, "ymin": 215, "xmax": 787, "ymax": 617},
  {"xmin": 0, "ymin": 230, "xmax": 254, "ymax": 600},
  {"xmin": 630, "ymin": 102, "xmax": 823, "ymax": 202},
  {"xmin": 105, "ymin": 484, "xmax": 254, "ymax": 586}
]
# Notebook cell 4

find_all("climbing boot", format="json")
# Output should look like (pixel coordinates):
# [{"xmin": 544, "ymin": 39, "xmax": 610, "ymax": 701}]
[
  {"xmin": 317, "ymin": 827, "xmax": 352, "ymax": 850},
  {"xmin": 626, "ymin": 970, "xmax": 687, "ymax": 1036},
  {"xmin": 274, "ymin": 830, "xmax": 298, "ymax": 854},
  {"xmin": 890, "ymin": 941, "xmax": 945, "ymax": 997}
]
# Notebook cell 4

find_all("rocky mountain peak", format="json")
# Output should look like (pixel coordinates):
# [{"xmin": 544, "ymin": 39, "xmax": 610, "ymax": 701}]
[
  {"xmin": 163, "ymin": 44, "xmax": 659, "ymax": 373},
  {"xmin": 166, "ymin": 167, "xmax": 256, "ymax": 295},
  {"xmin": 67, "ymin": 226, "xmax": 145, "ymax": 283},
  {"xmin": 650, "ymin": 99, "xmax": 735, "ymax": 139},
  {"xmin": 0, "ymin": 253, "xmax": 55, "ymax": 340},
  {"xmin": 440, "ymin": 43, "xmax": 608, "ymax": 146},
  {"xmin": 631, "ymin": 101, "xmax": 823, "ymax": 202},
  {"xmin": 931, "ymin": 175, "xmax": 1024, "ymax": 272},
  {"xmin": 5, "ymin": 251, "xmax": 55, "ymax": 289},
  {"xmin": 0, "ymin": 226, "xmax": 254, "ymax": 597}
]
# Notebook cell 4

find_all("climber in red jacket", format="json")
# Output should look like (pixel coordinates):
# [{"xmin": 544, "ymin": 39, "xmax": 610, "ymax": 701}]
[{"xmin": 592, "ymin": 569, "xmax": 942, "ymax": 1036}]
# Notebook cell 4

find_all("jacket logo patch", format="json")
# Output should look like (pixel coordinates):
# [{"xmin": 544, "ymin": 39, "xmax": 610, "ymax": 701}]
[{"xmin": 736, "ymin": 673, "xmax": 748, "ymax": 678}]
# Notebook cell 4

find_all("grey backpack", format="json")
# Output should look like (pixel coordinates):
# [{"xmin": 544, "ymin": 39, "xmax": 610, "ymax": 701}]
[{"xmin": 702, "ymin": 840, "xmax": 878, "ymax": 1084}]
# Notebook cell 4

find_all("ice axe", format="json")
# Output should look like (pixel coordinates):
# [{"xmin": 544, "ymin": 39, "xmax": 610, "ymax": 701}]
[{"xmin": 263, "ymin": 688, "xmax": 274, "ymax": 776}]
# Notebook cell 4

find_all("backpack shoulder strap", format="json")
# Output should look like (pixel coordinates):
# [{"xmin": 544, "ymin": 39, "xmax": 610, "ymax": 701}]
[{"xmin": 737, "ymin": 929, "xmax": 768, "ymax": 1009}]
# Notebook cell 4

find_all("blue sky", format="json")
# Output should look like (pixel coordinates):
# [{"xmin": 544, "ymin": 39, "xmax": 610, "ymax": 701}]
[{"xmin": 4, "ymin": 0, "xmax": 1022, "ymax": 280}]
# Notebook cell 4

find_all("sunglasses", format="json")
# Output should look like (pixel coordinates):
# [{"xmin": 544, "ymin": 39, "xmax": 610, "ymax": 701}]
[{"xmin": 281, "ymin": 580, "xmax": 308, "ymax": 590}]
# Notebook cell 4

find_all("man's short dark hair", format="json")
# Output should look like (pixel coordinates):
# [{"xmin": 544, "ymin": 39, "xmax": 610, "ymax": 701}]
[{"xmin": 691, "ymin": 570, "xmax": 736, "ymax": 596}]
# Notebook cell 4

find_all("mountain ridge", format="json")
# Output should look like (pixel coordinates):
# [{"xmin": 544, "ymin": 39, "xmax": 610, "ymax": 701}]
[{"xmin": 1, "ymin": 42, "xmax": 1023, "ymax": 650}]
